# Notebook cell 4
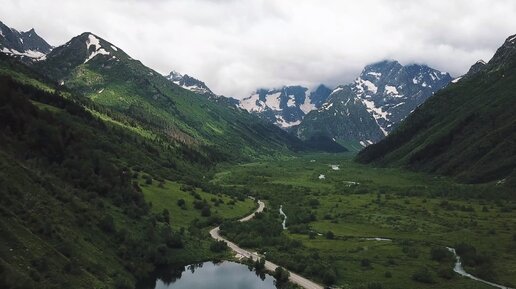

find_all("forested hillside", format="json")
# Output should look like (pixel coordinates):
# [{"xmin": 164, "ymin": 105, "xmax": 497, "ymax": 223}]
[{"xmin": 356, "ymin": 35, "xmax": 516, "ymax": 185}]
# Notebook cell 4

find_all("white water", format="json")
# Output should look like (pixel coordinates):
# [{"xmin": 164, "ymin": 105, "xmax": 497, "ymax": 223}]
[
  {"xmin": 363, "ymin": 237, "xmax": 391, "ymax": 241},
  {"xmin": 446, "ymin": 247, "xmax": 513, "ymax": 289},
  {"xmin": 279, "ymin": 205, "xmax": 287, "ymax": 229}
]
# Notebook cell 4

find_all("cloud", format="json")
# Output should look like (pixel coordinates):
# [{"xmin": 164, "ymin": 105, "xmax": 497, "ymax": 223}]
[{"xmin": 1, "ymin": 0, "xmax": 515, "ymax": 97}]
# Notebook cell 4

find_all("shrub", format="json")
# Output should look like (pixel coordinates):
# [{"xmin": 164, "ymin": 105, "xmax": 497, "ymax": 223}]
[
  {"xmin": 325, "ymin": 231, "xmax": 335, "ymax": 239},
  {"xmin": 201, "ymin": 205, "xmax": 211, "ymax": 217},
  {"xmin": 438, "ymin": 267, "xmax": 454, "ymax": 279},
  {"xmin": 322, "ymin": 269, "xmax": 337, "ymax": 285},
  {"xmin": 144, "ymin": 175, "xmax": 152, "ymax": 185},
  {"xmin": 361, "ymin": 259, "xmax": 371, "ymax": 267},
  {"xmin": 430, "ymin": 246, "xmax": 453, "ymax": 262},
  {"xmin": 412, "ymin": 267, "xmax": 435, "ymax": 283},
  {"xmin": 273, "ymin": 267, "xmax": 290, "ymax": 284},
  {"xmin": 177, "ymin": 199, "xmax": 186, "ymax": 209},
  {"xmin": 209, "ymin": 240, "xmax": 227, "ymax": 252},
  {"xmin": 384, "ymin": 271, "xmax": 392, "ymax": 278}
]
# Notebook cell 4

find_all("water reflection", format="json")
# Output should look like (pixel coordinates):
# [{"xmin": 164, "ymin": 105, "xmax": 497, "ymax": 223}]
[{"xmin": 137, "ymin": 261, "xmax": 277, "ymax": 289}]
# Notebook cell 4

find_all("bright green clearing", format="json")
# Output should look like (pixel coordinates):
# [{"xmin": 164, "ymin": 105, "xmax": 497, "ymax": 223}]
[{"xmin": 212, "ymin": 153, "xmax": 516, "ymax": 289}]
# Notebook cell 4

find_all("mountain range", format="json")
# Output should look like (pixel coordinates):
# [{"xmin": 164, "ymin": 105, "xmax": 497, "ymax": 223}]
[
  {"xmin": 237, "ymin": 85, "xmax": 332, "ymax": 128},
  {"xmin": 235, "ymin": 60, "xmax": 452, "ymax": 150},
  {"xmin": 357, "ymin": 34, "xmax": 516, "ymax": 184},
  {"xmin": 0, "ymin": 18, "xmax": 515, "ymax": 289},
  {"xmin": 166, "ymin": 70, "xmax": 216, "ymax": 97},
  {"xmin": 0, "ymin": 20, "xmax": 52, "ymax": 61},
  {"xmin": 296, "ymin": 61, "xmax": 452, "ymax": 149}
]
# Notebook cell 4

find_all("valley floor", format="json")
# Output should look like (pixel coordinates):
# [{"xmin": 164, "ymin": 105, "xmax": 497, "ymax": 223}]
[{"xmin": 210, "ymin": 153, "xmax": 516, "ymax": 289}]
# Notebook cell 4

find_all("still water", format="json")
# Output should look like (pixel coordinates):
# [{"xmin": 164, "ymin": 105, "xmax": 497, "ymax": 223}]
[{"xmin": 138, "ymin": 261, "xmax": 278, "ymax": 289}]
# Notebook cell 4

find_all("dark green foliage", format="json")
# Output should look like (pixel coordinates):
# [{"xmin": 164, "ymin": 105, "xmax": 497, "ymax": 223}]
[
  {"xmin": 430, "ymin": 247, "xmax": 453, "ymax": 262},
  {"xmin": 177, "ymin": 199, "xmax": 186, "ymax": 209},
  {"xmin": 325, "ymin": 231, "xmax": 335, "ymax": 239},
  {"xmin": 273, "ymin": 266, "xmax": 290, "ymax": 284},
  {"xmin": 201, "ymin": 205, "xmax": 211, "ymax": 217},
  {"xmin": 0, "ymin": 73, "xmax": 192, "ymax": 287},
  {"xmin": 438, "ymin": 267, "xmax": 455, "ymax": 279},
  {"xmin": 367, "ymin": 282, "xmax": 384, "ymax": 289},
  {"xmin": 356, "ymin": 43, "xmax": 516, "ymax": 184},
  {"xmin": 322, "ymin": 269, "xmax": 337, "ymax": 285},
  {"xmin": 411, "ymin": 267, "xmax": 435, "ymax": 283},
  {"xmin": 209, "ymin": 240, "xmax": 227, "ymax": 252},
  {"xmin": 254, "ymin": 258, "xmax": 266, "ymax": 272}
]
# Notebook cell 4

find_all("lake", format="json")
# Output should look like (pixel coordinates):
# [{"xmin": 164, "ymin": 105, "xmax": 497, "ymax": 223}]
[{"xmin": 138, "ymin": 261, "xmax": 278, "ymax": 289}]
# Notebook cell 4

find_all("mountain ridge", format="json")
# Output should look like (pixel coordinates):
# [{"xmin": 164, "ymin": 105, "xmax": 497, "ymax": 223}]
[
  {"xmin": 356, "ymin": 33, "xmax": 516, "ymax": 184},
  {"xmin": 0, "ymin": 20, "xmax": 52, "ymax": 61},
  {"xmin": 296, "ymin": 60, "xmax": 452, "ymax": 149}
]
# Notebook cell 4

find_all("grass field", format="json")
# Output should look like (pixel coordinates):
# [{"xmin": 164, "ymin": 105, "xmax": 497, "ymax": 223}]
[
  {"xmin": 140, "ymin": 174, "xmax": 256, "ymax": 229},
  {"xmin": 212, "ymin": 153, "xmax": 516, "ymax": 289}
]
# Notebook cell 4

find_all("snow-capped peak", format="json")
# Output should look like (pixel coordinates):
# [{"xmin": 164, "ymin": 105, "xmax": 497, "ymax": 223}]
[
  {"xmin": 165, "ymin": 70, "xmax": 215, "ymax": 97},
  {"xmin": 84, "ymin": 34, "xmax": 110, "ymax": 64},
  {"xmin": 237, "ymin": 85, "xmax": 332, "ymax": 129},
  {"xmin": 0, "ymin": 21, "xmax": 53, "ymax": 62}
]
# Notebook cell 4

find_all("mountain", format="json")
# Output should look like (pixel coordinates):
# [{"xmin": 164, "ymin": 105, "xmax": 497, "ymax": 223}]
[
  {"xmin": 297, "ymin": 86, "xmax": 386, "ymax": 150},
  {"xmin": 0, "ymin": 53, "xmax": 246, "ymax": 288},
  {"xmin": 356, "ymin": 34, "xmax": 516, "ymax": 184},
  {"xmin": 296, "ymin": 60, "xmax": 452, "ymax": 150},
  {"xmin": 31, "ymin": 32, "xmax": 317, "ymax": 158},
  {"xmin": 0, "ymin": 21, "xmax": 52, "ymax": 61},
  {"xmin": 237, "ymin": 84, "xmax": 332, "ymax": 128},
  {"xmin": 166, "ymin": 70, "xmax": 216, "ymax": 97}
]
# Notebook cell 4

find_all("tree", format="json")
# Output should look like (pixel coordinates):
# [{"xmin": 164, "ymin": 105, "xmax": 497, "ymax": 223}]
[
  {"xmin": 99, "ymin": 215, "xmax": 115, "ymax": 233},
  {"xmin": 273, "ymin": 267, "xmax": 290, "ymax": 284},
  {"xmin": 201, "ymin": 205, "xmax": 211, "ymax": 217},
  {"xmin": 254, "ymin": 258, "xmax": 266, "ymax": 271},
  {"xmin": 177, "ymin": 199, "xmax": 186, "ymax": 209},
  {"xmin": 162, "ymin": 209, "xmax": 170, "ymax": 224},
  {"xmin": 430, "ymin": 246, "xmax": 453, "ymax": 262},
  {"xmin": 325, "ymin": 231, "xmax": 335, "ymax": 239},
  {"xmin": 412, "ymin": 267, "xmax": 435, "ymax": 283},
  {"xmin": 322, "ymin": 269, "xmax": 337, "ymax": 285},
  {"xmin": 209, "ymin": 240, "xmax": 227, "ymax": 252},
  {"xmin": 144, "ymin": 175, "xmax": 152, "ymax": 185}
]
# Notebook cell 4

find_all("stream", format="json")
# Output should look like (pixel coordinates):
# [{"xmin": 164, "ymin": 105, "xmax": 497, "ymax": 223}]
[
  {"xmin": 446, "ymin": 247, "xmax": 513, "ymax": 289},
  {"xmin": 279, "ymin": 205, "xmax": 287, "ymax": 229}
]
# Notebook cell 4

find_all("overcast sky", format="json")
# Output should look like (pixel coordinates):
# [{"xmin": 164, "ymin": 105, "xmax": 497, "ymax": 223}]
[{"xmin": 1, "ymin": 0, "xmax": 515, "ymax": 98}]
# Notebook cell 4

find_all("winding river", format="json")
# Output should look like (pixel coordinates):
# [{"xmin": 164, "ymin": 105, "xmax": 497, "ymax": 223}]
[
  {"xmin": 279, "ymin": 205, "xmax": 287, "ymax": 230},
  {"xmin": 446, "ymin": 247, "xmax": 514, "ymax": 289}
]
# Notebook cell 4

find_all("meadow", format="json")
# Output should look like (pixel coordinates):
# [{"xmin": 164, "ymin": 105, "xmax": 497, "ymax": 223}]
[{"xmin": 212, "ymin": 153, "xmax": 516, "ymax": 289}]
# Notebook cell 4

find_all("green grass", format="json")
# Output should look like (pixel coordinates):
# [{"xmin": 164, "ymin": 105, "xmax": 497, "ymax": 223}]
[
  {"xmin": 213, "ymin": 152, "xmax": 516, "ymax": 289},
  {"xmin": 140, "ymin": 175, "xmax": 256, "ymax": 229}
]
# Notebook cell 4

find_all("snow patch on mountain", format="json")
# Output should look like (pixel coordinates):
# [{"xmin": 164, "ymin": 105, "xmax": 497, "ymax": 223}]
[
  {"xmin": 238, "ymin": 85, "xmax": 332, "ymax": 130},
  {"xmin": 384, "ymin": 85, "xmax": 400, "ymax": 96},
  {"xmin": 300, "ymin": 93, "xmax": 316, "ymax": 114},
  {"xmin": 265, "ymin": 92, "xmax": 282, "ymax": 110},
  {"xmin": 275, "ymin": 115, "xmax": 301, "ymax": 128},
  {"xmin": 84, "ymin": 34, "xmax": 109, "ymax": 63},
  {"xmin": 239, "ymin": 93, "xmax": 264, "ymax": 112}
]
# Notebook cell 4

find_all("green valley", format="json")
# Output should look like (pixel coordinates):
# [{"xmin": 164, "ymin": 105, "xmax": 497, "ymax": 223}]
[
  {"xmin": 0, "ymin": 10, "xmax": 515, "ymax": 289},
  {"xmin": 214, "ymin": 153, "xmax": 516, "ymax": 289}
]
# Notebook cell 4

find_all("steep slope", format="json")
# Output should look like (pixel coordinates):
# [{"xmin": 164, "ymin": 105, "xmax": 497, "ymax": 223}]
[
  {"xmin": 0, "ymin": 53, "xmax": 267, "ymax": 288},
  {"xmin": 356, "ymin": 34, "xmax": 516, "ymax": 184},
  {"xmin": 0, "ymin": 21, "xmax": 52, "ymax": 61},
  {"xmin": 33, "ymin": 32, "xmax": 307, "ymax": 159},
  {"xmin": 238, "ymin": 84, "xmax": 332, "ymax": 128},
  {"xmin": 297, "ymin": 86, "xmax": 384, "ymax": 148},
  {"xmin": 296, "ymin": 61, "xmax": 452, "ymax": 149},
  {"xmin": 166, "ymin": 70, "xmax": 215, "ymax": 97}
]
